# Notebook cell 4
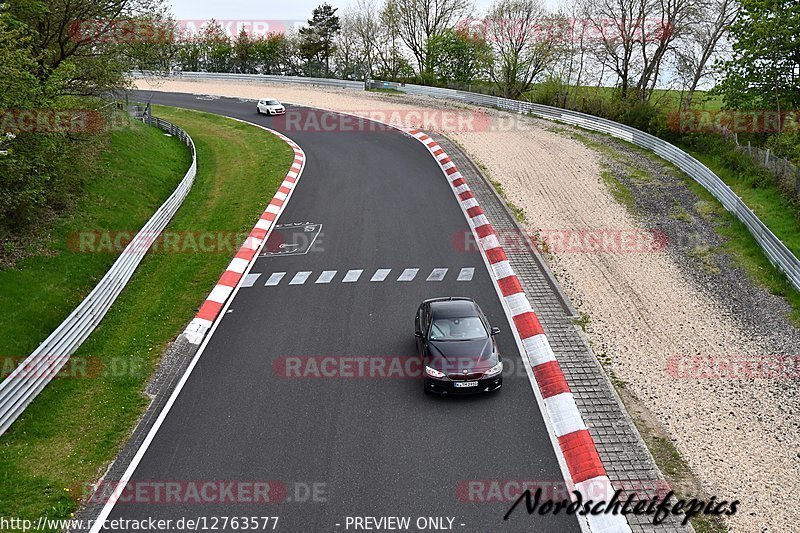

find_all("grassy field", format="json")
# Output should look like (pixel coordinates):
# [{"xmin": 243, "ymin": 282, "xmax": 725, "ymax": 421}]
[
  {"xmin": 0, "ymin": 106, "xmax": 292, "ymax": 527},
  {"xmin": 525, "ymin": 83, "xmax": 724, "ymax": 112},
  {"xmin": 526, "ymin": 81, "xmax": 800, "ymax": 319},
  {"xmin": 569, "ymin": 125, "xmax": 800, "ymax": 324},
  {"xmin": 677, "ymin": 145, "xmax": 800, "ymax": 322}
]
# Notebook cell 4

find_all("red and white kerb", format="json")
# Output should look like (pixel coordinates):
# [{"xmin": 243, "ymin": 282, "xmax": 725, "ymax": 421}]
[
  {"xmin": 183, "ymin": 131, "xmax": 306, "ymax": 345},
  {"xmin": 404, "ymin": 128, "xmax": 631, "ymax": 533}
]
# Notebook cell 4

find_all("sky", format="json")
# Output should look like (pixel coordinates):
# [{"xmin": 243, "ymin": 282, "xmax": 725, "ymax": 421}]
[{"xmin": 167, "ymin": 0, "xmax": 562, "ymax": 22}]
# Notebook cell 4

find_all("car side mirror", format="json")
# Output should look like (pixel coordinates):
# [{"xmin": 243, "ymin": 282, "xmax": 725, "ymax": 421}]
[{"xmin": 490, "ymin": 327, "xmax": 500, "ymax": 335}]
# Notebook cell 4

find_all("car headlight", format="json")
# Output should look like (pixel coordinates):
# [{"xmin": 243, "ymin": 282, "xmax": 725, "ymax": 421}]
[
  {"xmin": 425, "ymin": 366, "xmax": 446, "ymax": 378},
  {"xmin": 484, "ymin": 362, "xmax": 503, "ymax": 377}
]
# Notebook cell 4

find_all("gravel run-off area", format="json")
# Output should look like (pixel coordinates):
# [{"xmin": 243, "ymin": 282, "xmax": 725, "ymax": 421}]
[{"xmin": 135, "ymin": 78, "xmax": 800, "ymax": 532}]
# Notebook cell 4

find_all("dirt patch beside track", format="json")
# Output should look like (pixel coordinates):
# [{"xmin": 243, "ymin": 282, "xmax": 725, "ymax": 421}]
[{"xmin": 136, "ymin": 78, "xmax": 800, "ymax": 531}]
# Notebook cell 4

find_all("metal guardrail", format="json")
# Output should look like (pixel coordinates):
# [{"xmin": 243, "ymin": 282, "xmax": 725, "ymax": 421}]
[
  {"xmin": 378, "ymin": 82, "xmax": 800, "ymax": 293},
  {"xmin": 0, "ymin": 109, "xmax": 197, "ymax": 436},
  {"xmin": 137, "ymin": 70, "xmax": 365, "ymax": 91},
  {"xmin": 142, "ymin": 71, "xmax": 800, "ymax": 292}
]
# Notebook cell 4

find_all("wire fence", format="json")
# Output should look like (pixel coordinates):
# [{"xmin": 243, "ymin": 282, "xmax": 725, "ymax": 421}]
[
  {"xmin": 0, "ymin": 106, "xmax": 196, "ymax": 437},
  {"xmin": 737, "ymin": 142, "xmax": 800, "ymax": 200}
]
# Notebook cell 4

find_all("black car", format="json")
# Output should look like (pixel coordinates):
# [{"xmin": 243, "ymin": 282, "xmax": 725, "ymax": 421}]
[{"xmin": 415, "ymin": 297, "xmax": 503, "ymax": 395}]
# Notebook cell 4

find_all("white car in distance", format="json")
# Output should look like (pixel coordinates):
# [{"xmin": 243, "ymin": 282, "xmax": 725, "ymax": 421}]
[{"xmin": 257, "ymin": 99, "xmax": 286, "ymax": 115}]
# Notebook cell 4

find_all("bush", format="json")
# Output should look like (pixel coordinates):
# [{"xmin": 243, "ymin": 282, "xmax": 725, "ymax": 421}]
[
  {"xmin": 529, "ymin": 77, "xmax": 570, "ymax": 107},
  {"xmin": 0, "ymin": 129, "xmax": 100, "ymax": 241},
  {"xmin": 766, "ymin": 132, "xmax": 800, "ymax": 165}
]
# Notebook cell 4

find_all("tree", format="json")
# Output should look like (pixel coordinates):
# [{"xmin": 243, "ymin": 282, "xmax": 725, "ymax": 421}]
[
  {"xmin": 387, "ymin": 0, "xmax": 473, "ymax": 81},
  {"xmin": 715, "ymin": 0, "xmax": 799, "ymax": 111},
  {"xmin": 0, "ymin": 0, "xmax": 168, "ymax": 238},
  {"xmin": 5, "ymin": 0, "xmax": 168, "ymax": 96},
  {"xmin": 675, "ymin": 0, "xmax": 739, "ymax": 108},
  {"xmin": 583, "ymin": 0, "xmax": 646, "ymax": 99},
  {"xmin": 484, "ymin": 0, "xmax": 563, "ymax": 98},
  {"xmin": 633, "ymin": 0, "xmax": 697, "ymax": 101},
  {"xmin": 178, "ymin": 34, "xmax": 202, "ymax": 72},
  {"xmin": 335, "ymin": 9, "xmax": 370, "ymax": 79},
  {"xmin": 121, "ymin": 13, "xmax": 182, "ymax": 74},
  {"xmin": 427, "ymin": 28, "xmax": 491, "ymax": 84},
  {"xmin": 299, "ymin": 3, "xmax": 341, "ymax": 76},
  {"xmin": 233, "ymin": 27, "xmax": 256, "ymax": 73},
  {"xmin": 198, "ymin": 20, "xmax": 232, "ymax": 72}
]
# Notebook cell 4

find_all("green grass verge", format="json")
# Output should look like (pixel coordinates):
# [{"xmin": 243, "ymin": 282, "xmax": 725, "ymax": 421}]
[
  {"xmin": 1, "ymin": 117, "xmax": 191, "ymax": 359},
  {"xmin": 525, "ymin": 84, "xmax": 724, "ymax": 112},
  {"xmin": 564, "ymin": 125, "xmax": 800, "ymax": 323},
  {"xmin": 365, "ymin": 87, "xmax": 403, "ymax": 95},
  {"xmin": 0, "ymin": 106, "xmax": 293, "ymax": 528},
  {"xmin": 670, "ymin": 147, "xmax": 800, "ymax": 323}
]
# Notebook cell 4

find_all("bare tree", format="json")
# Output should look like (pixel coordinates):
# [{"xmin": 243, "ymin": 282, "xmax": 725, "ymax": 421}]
[
  {"xmin": 675, "ymin": 0, "xmax": 739, "ymax": 107},
  {"xmin": 485, "ymin": 0, "xmax": 562, "ymax": 98},
  {"xmin": 387, "ymin": 0, "xmax": 473, "ymax": 80},
  {"xmin": 584, "ymin": 0, "xmax": 646, "ymax": 98},
  {"xmin": 633, "ymin": 0, "xmax": 697, "ymax": 101},
  {"xmin": 335, "ymin": 8, "xmax": 369, "ymax": 79}
]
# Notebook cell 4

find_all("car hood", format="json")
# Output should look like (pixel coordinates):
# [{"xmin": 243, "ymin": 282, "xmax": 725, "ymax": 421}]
[{"xmin": 427, "ymin": 337, "xmax": 496, "ymax": 373}]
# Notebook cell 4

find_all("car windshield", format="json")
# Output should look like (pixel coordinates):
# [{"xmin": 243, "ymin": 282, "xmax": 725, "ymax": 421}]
[
  {"xmin": 266, "ymin": 100, "xmax": 280, "ymax": 105},
  {"xmin": 429, "ymin": 316, "xmax": 487, "ymax": 341}
]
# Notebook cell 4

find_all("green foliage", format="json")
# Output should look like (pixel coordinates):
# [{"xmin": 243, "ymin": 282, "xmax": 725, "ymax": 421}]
[
  {"xmin": 199, "ymin": 20, "xmax": 233, "ymax": 73},
  {"xmin": 427, "ymin": 28, "xmax": 491, "ymax": 84},
  {"xmin": 0, "ymin": 108, "xmax": 292, "ymax": 525},
  {"xmin": 0, "ymin": 0, "xmax": 170, "ymax": 239},
  {"xmin": 251, "ymin": 33, "xmax": 303, "ymax": 76},
  {"xmin": 299, "ymin": 3, "xmax": 341, "ymax": 77},
  {"xmin": 765, "ymin": 132, "xmax": 800, "ymax": 165},
  {"xmin": 530, "ymin": 80, "xmax": 663, "ymax": 134},
  {"xmin": 715, "ymin": 0, "xmax": 800, "ymax": 111}
]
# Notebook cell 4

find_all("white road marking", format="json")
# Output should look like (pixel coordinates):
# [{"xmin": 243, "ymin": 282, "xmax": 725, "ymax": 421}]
[
  {"xmin": 370, "ymin": 268, "xmax": 392, "ymax": 282},
  {"xmin": 265, "ymin": 272, "xmax": 286, "ymax": 286},
  {"xmin": 255, "ymin": 267, "xmax": 476, "ymax": 287},
  {"xmin": 86, "ymin": 117, "xmax": 307, "ymax": 533},
  {"xmin": 398, "ymin": 268, "xmax": 419, "ymax": 281},
  {"xmin": 289, "ymin": 271, "xmax": 312, "ymax": 285},
  {"xmin": 241, "ymin": 273, "xmax": 261, "ymax": 287},
  {"xmin": 426, "ymin": 268, "xmax": 448, "ymax": 281},
  {"xmin": 315, "ymin": 270, "xmax": 337, "ymax": 283},
  {"xmin": 457, "ymin": 267, "xmax": 475, "ymax": 281},
  {"xmin": 342, "ymin": 269, "xmax": 363, "ymax": 282}
]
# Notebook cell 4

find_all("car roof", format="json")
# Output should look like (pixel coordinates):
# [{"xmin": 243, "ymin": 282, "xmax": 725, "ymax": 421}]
[{"xmin": 428, "ymin": 298, "xmax": 480, "ymax": 319}]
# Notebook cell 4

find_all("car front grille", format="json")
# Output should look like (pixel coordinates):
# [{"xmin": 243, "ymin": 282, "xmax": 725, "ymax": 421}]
[{"xmin": 448, "ymin": 372, "xmax": 484, "ymax": 381}]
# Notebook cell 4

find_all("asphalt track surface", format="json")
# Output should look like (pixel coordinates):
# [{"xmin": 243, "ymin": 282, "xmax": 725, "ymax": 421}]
[{"xmin": 110, "ymin": 90, "xmax": 581, "ymax": 533}]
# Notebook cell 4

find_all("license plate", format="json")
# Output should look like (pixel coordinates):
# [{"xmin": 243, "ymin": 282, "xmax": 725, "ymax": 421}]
[{"xmin": 454, "ymin": 381, "xmax": 479, "ymax": 388}]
